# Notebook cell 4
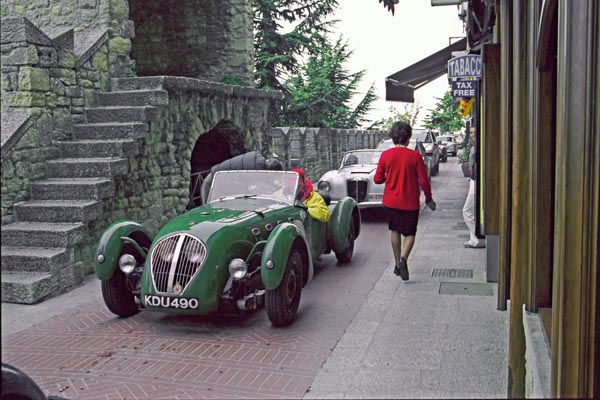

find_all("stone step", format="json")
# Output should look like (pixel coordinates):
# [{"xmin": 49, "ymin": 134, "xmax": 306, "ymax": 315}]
[
  {"xmin": 1, "ymin": 221, "xmax": 86, "ymax": 247},
  {"xmin": 1, "ymin": 271, "xmax": 56, "ymax": 304},
  {"xmin": 58, "ymin": 139, "xmax": 139, "ymax": 158},
  {"xmin": 73, "ymin": 122, "xmax": 148, "ymax": 140},
  {"xmin": 46, "ymin": 157, "xmax": 128, "ymax": 178},
  {"xmin": 96, "ymin": 90, "xmax": 169, "ymax": 107},
  {"xmin": 1, "ymin": 262, "xmax": 84, "ymax": 304},
  {"xmin": 14, "ymin": 200, "xmax": 104, "ymax": 223},
  {"xmin": 110, "ymin": 77, "xmax": 166, "ymax": 91},
  {"xmin": 1, "ymin": 246, "xmax": 70, "ymax": 273},
  {"xmin": 31, "ymin": 178, "xmax": 114, "ymax": 200},
  {"xmin": 85, "ymin": 106, "xmax": 159, "ymax": 123}
]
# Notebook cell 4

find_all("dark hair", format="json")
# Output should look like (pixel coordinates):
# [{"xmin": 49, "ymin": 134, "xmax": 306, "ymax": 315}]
[
  {"xmin": 265, "ymin": 157, "xmax": 283, "ymax": 171},
  {"xmin": 389, "ymin": 121, "xmax": 412, "ymax": 145}
]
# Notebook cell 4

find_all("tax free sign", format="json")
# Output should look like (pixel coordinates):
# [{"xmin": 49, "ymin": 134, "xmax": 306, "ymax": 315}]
[{"xmin": 447, "ymin": 54, "xmax": 482, "ymax": 79}]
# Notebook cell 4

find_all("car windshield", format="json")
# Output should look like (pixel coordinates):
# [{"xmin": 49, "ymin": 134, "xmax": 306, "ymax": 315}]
[
  {"xmin": 207, "ymin": 170, "xmax": 300, "ymax": 205},
  {"xmin": 412, "ymin": 131, "xmax": 432, "ymax": 143},
  {"xmin": 377, "ymin": 139, "xmax": 421, "ymax": 153},
  {"xmin": 341, "ymin": 151, "xmax": 382, "ymax": 167},
  {"xmin": 439, "ymin": 136, "xmax": 453, "ymax": 142}
]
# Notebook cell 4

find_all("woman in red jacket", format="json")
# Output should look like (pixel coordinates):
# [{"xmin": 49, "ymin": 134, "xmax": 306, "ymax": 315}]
[{"xmin": 374, "ymin": 121, "xmax": 437, "ymax": 281}]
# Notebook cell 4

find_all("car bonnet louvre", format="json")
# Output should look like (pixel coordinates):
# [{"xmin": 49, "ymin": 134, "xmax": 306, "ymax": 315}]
[{"xmin": 149, "ymin": 233, "xmax": 207, "ymax": 294}]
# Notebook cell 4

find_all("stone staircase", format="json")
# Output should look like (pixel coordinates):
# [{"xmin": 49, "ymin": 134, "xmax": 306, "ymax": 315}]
[{"xmin": 1, "ymin": 78, "xmax": 167, "ymax": 304}]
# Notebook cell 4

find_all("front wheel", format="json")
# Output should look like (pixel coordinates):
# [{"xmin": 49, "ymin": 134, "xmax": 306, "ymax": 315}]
[
  {"xmin": 101, "ymin": 267, "xmax": 139, "ymax": 318},
  {"xmin": 266, "ymin": 250, "xmax": 303, "ymax": 327},
  {"xmin": 335, "ymin": 218, "xmax": 355, "ymax": 264}
]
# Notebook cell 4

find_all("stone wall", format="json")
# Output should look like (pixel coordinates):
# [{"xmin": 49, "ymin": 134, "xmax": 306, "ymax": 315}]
[
  {"xmin": 0, "ymin": 15, "xmax": 122, "ymax": 224},
  {"xmin": 129, "ymin": 0, "xmax": 254, "ymax": 83},
  {"xmin": 1, "ymin": 17, "xmax": 79, "ymax": 224},
  {"xmin": 0, "ymin": 0, "xmax": 135, "ymax": 78},
  {"xmin": 85, "ymin": 77, "xmax": 282, "ymax": 237}
]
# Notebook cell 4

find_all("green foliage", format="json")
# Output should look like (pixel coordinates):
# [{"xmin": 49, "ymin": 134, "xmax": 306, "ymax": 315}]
[
  {"xmin": 422, "ymin": 90, "xmax": 465, "ymax": 133},
  {"xmin": 279, "ymin": 37, "xmax": 376, "ymax": 129},
  {"xmin": 253, "ymin": 0, "xmax": 338, "ymax": 92},
  {"xmin": 372, "ymin": 103, "xmax": 422, "ymax": 131},
  {"xmin": 125, "ymin": 69, "xmax": 137, "ymax": 78},
  {"xmin": 220, "ymin": 75, "xmax": 252, "ymax": 87}
]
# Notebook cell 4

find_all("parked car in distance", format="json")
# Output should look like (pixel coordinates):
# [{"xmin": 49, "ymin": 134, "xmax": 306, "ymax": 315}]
[
  {"xmin": 316, "ymin": 149, "xmax": 385, "ymax": 209},
  {"xmin": 376, "ymin": 138, "xmax": 433, "ymax": 179},
  {"xmin": 94, "ymin": 170, "xmax": 360, "ymax": 327},
  {"xmin": 436, "ymin": 134, "xmax": 458, "ymax": 156},
  {"xmin": 411, "ymin": 129, "xmax": 440, "ymax": 176}
]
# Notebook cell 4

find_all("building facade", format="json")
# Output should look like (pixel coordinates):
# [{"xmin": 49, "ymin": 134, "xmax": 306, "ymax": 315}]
[{"xmin": 475, "ymin": 1, "xmax": 598, "ymax": 398}]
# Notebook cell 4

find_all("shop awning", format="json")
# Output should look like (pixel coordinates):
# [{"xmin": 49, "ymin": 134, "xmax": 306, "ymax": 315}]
[{"xmin": 385, "ymin": 37, "xmax": 467, "ymax": 102}]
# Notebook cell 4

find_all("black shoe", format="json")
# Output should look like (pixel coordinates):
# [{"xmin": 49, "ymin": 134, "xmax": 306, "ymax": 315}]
[{"xmin": 396, "ymin": 257, "xmax": 409, "ymax": 281}]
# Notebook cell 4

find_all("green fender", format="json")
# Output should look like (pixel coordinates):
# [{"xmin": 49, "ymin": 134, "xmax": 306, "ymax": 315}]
[
  {"xmin": 261, "ymin": 222, "xmax": 308, "ymax": 290},
  {"xmin": 327, "ymin": 197, "xmax": 360, "ymax": 253},
  {"xmin": 94, "ymin": 220, "xmax": 153, "ymax": 281}
]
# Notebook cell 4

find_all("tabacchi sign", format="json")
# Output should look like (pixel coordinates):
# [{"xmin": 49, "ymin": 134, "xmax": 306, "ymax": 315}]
[{"xmin": 447, "ymin": 54, "xmax": 482, "ymax": 79}]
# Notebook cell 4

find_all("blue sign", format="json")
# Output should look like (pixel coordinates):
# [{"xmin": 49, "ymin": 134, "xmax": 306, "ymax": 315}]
[
  {"xmin": 448, "ymin": 55, "xmax": 482, "ymax": 79},
  {"xmin": 451, "ymin": 80, "xmax": 478, "ymax": 98}
]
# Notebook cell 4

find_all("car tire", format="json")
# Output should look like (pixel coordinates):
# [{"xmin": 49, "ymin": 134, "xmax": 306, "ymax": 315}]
[
  {"xmin": 335, "ymin": 218, "xmax": 355, "ymax": 264},
  {"xmin": 266, "ymin": 250, "xmax": 303, "ymax": 327},
  {"xmin": 101, "ymin": 267, "xmax": 139, "ymax": 318}
]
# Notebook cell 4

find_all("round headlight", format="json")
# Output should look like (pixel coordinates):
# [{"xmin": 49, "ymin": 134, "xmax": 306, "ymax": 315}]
[
  {"xmin": 317, "ymin": 181, "xmax": 331, "ymax": 192},
  {"xmin": 119, "ymin": 254, "xmax": 137, "ymax": 275},
  {"xmin": 228, "ymin": 258, "xmax": 248, "ymax": 280}
]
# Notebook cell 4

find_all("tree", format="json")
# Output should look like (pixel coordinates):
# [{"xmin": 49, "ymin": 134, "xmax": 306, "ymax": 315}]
[
  {"xmin": 371, "ymin": 102, "xmax": 422, "ymax": 130},
  {"xmin": 422, "ymin": 90, "xmax": 465, "ymax": 133},
  {"xmin": 378, "ymin": 0, "xmax": 398, "ymax": 15},
  {"xmin": 280, "ymin": 37, "xmax": 377, "ymax": 128},
  {"xmin": 253, "ymin": 0, "xmax": 338, "ymax": 91}
]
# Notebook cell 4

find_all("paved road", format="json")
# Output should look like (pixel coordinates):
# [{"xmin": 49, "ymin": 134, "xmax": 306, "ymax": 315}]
[
  {"xmin": 2, "ymin": 190, "xmax": 392, "ymax": 399},
  {"xmin": 1, "ymin": 159, "xmax": 508, "ymax": 399}
]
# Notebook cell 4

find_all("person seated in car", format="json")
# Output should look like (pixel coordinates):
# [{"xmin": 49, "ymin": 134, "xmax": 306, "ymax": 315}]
[
  {"xmin": 192, "ymin": 151, "xmax": 283, "ymax": 209},
  {"xmin": 343, "ymin": 154, "xmax": 359, "ymax": 167},
  {"xmin": 290, "ymin": 168, "xmax": 331, "ymax": 223}
]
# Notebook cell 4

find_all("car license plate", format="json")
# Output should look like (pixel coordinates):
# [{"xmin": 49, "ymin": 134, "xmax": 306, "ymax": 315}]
[
  {"xmin": 368, "ymin": 194, "xmax": 383, "ymax": 201},
  {"xmin": 144, "ymin": 294, "xmax": 199, "ymax": 309}
]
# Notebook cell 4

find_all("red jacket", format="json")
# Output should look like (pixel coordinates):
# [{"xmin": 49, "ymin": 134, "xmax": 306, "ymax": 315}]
[{"xmin": 374, "ymin": 146, "xmax": 432, "ymax": 211}]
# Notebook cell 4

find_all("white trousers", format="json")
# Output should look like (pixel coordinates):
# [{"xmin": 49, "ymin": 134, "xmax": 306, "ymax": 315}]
[{"xmin": 462, "ymin": 179, "xmax": 479, "ymax": 244}]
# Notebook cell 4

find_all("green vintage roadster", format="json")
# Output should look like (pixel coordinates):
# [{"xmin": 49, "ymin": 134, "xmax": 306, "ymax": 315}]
[{"xmin": 94, "ymin": 170, "xmax": 360, "ymax": 327}]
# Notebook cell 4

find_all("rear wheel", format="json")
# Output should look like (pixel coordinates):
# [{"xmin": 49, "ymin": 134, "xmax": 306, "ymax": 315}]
[
  {"xmin": 335, "ymin": 218, "xmax": 355, "ymax": 264},
  {"xmin": 101, "ymin": 267, "xmax": 139, "ymax": 318},
  {"xmin": 266, "ymin": 250, "xmax": 303, "ymax": 327}
]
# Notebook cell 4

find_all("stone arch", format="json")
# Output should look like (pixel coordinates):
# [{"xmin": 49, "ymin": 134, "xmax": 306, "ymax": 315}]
[{"xmin": 188, "ymin": 120, "xmax": 247, "ymax": 207}]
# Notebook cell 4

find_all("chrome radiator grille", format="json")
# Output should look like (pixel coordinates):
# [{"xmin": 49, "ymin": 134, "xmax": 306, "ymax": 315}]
[
  {"xmin": 346, "ymin": 180, "xmax": 368, "ymax": 202},
  {"xmin": 149, "ymin": 233, "xmax": 207, "ymax": 294}
]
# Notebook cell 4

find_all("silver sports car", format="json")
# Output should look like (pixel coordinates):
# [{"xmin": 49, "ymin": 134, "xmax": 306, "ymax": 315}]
[{"xmin": 316, "ymin": 149, "xmax": 385, "ymax": 209}]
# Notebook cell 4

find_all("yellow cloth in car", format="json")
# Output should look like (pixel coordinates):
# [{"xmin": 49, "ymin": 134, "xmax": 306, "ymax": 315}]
[{"xmin": 304, "ymin": 191, "xmax": 331, "ymax": 222}]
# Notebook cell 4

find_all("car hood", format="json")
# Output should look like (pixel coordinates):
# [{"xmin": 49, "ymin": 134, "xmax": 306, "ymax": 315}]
[
  {"xmin": 338, "ymin": 164, "xmax": 378, "ymax": 175},
  {"xmin": 153, "ymin": 203, "xmax": 288, "ymax": 243}
]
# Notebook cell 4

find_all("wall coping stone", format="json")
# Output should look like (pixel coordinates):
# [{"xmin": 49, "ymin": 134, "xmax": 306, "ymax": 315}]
[
  {"xmin": 0, "ymin": 17, "xmax": 51, "ymax": 46},
  {"xmin": 1, "ymin": 109, "xmax": 33, "ymax": 159},
  {"xmin": 123, "ymin": 76, "xmax": 284, "ymax": 101},
  {"xmin": 75, "ymin": 27, "xmax": 109, "ymax": 68}
]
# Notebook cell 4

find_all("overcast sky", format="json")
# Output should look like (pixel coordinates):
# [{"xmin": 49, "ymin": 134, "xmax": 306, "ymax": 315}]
[{"xmin": 331, "ymin": 0, "xmax": 466, "ymax": 127}]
